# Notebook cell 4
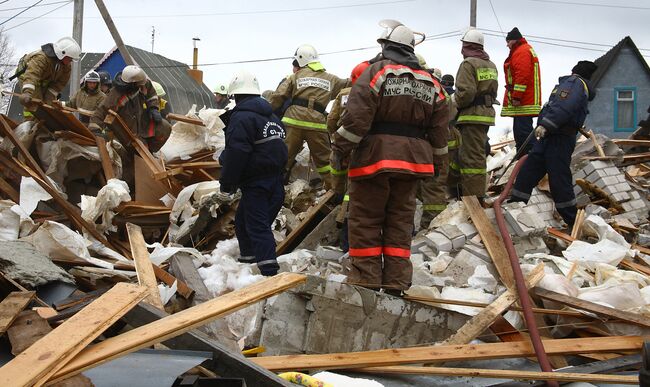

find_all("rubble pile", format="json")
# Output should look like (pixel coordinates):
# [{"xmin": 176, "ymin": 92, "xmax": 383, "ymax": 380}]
[{"xmin": 0, "ymin": 103, "xmax": 648, "ymax": 386}]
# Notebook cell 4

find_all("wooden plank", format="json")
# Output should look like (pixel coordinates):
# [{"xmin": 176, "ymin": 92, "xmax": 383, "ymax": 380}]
[
  {"xmin": 126, "ymin": 223, "xmax": 165, "ymax": 310},
  {"xmin": 589, "ymin": 129, "xmax": 606, "ymax": 158},
  {"xmin": 462, "ymin": 196, "xmax": 515, "ymax": 289},
  {"xmin": 533, "ymin": 287, "xmax": 650, "ymax": 328},
  {"xmin": 0, "ymin": 291, "xmax": 35, "ymax": 334},
  {"xmin": 350, "ymin": 365, "xmax": 638, "ymax": 384},
  {"xmin": 107, "ymin": 109, "xmax": 182, "ymax": 195},
  {"xmin": 166, "ymin": 113, "xmax": 205, "ymax": 126},
  {"xmin": 96, "ymin": 137, "xmax": 115, "ymax": 180},
  {"xmin": 7, "ymin": 310, "xmax": 53, "ymax": 355},
  {"xmin": 612, "ymin": 139, "xmax": 650, "ymax": 147},
  {"xmin": 120, "ymin": 302, "xmax": 294, "ymax": 387},
  {"xmin": 0, "ymin": 115, "xmax": 50, "ymax": 182},
  {"xmin": 491, "ymin": 354, "xmax": 642, "ymax": 387},
  {"xmin": 0, "ymin": 283, "xmax": 147, "ymax": 387},
  {"xmin": 251, "ymin": 336, "xmax": 645, "ymax": 372},
  {"xmin": 442, "ymin": 264, "xmax": 545, "ymax": 345},
  {"xmin": 276, "ymin": 190, "xmax": 334, "ymax": 255},
  {"xmin": 50, "ymin": 273, "xmax": 307, "ymax": 382},
  {"xmin": 0, "ymin": 174, "xmax": 20, "ymax": 203},
  {"xmin": 621, "ymin": 259, "xmax": 650, "ymax": 276}
]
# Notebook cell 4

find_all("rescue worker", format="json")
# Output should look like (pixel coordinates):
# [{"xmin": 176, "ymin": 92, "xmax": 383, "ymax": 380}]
[
  {"xmin": 67, "ymin": 70, "xmax": 105, "ymax": 125},
  {"xmin": 327, "ymin": 60, "xmax": 371, "ymax": 251},
  {"xmin": 442, "ymin": 74, "xmax": 463, "ymax": 198},
  {"xmin": 331, "ymin": 20, "xmax": 448, "ymax": 295},
  {"xmin": 270, "ymin": 45, "xmax": 349, "ymax": 189},
  {"xmin": 418, "ymin": 71, "xmax": 457, "ymax": 229},
  {"xmin": 90, "ymin": 65, "xmax": 171, "ymax": 188},
  {"xmin": 510, "ymin": 61, "xmax": 597, "ymax": 228},
  {"xmin": 501, "ymin": 27, "xmax": 542, "ymax": 157},
  {"xmin": 98, "ymin": 71, "xmax": 112, "ymax": 94},
  {"xmin": 151, "ymin": 81, "xmax": 172, "ymax": 119},
  {"xmin": 454, "ymin": 29, "xmax": 498, "ymax": 199},
  {"xmin": 14, "ymin": 37, "xmax": 81, "ymax": 120},
  {"xmin": 213, "ymin": 83, "xmax": 231, "ymax": 109},
  {"xmin": 218, "ymin": 70, "xmax": 288, "ymax": 276}
]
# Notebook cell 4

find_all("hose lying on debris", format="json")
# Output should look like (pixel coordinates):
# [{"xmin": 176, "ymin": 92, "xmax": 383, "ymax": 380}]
[{"xmin": 493, "ymin": 154, "xmax": 559, "ymax": 387}]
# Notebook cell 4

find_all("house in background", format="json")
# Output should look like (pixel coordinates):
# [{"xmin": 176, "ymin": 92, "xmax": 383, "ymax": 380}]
[
  {"xmin": 6, "ymin": 45, "xmax": 216, "ymax": 122},
  {"xmin": 585, "ymin": 36, "xmax": 650, "ymax": 139},
  {"xmin": 93, "ymin": 45, "xmax": 215, "ymax": 115}
]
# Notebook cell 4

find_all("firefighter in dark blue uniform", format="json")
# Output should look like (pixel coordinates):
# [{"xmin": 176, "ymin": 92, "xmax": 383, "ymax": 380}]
[
  {"xmin": 510, "ymin": 60, "xmax": 598, "ymax": 228},
  {"xmin": 219, "ymin": 70, "xmax": 288, "ymax": 276}
]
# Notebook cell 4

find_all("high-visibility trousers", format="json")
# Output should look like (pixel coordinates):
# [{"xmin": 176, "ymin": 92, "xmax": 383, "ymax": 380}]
[{"xmin": 347, "ymin": 172, "xmax": 417, "ymax": 291}]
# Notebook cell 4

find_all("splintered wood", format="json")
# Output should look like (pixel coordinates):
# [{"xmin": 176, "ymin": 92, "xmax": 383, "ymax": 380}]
[
  {"xmin": 0, "ymin": 283, "xmax": 147, "ymax": 387},
  {"xmin": 50, "ymin": 273, "xmax": 307, "ymax": 382}
]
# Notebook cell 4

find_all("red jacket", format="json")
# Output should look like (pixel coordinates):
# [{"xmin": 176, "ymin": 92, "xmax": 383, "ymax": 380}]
[{"xmin": 501, "ymin": 38, "xmax": 542, "ymax": 117}]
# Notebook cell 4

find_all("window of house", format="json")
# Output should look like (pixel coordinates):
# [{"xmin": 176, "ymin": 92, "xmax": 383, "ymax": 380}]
[{"xmin": 615, "ymin": 88, "xmax": 636, "ymax": 131}]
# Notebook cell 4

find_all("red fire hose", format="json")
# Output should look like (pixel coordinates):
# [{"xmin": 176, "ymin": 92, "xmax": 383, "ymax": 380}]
[{"xmin": 493, "ymin": 154, "xmax": 559, "ymax": 387}]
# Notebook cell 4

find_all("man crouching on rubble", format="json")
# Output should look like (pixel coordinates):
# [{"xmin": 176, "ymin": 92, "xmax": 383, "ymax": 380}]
[
  {"xmin": 219, "ymin": 70, "xmax": 288, "ymax": 276},
  {"xmin": 510, "ymin": 60, "xmax": 598, "ymax": 229}
]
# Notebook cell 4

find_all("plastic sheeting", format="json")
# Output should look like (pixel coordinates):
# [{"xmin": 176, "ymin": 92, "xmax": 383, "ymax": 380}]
[
  {"xmin": 0, "ymin": 200, "xmax": 36, "ymax": 241},
  {"xmin": 158, "ymin": 106, "xmax": 225, "ymax": 162},
  {"xmin": 80, "ymin": 179, "xmax": 131, "ymax": 234}
]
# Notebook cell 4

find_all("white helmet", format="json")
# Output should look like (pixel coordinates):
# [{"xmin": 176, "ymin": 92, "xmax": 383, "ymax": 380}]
[
  {"xmin": 84, "ymin": 70, "xmax": 101, "ymax": 83},
  {"xmin": 120, "ymin": 65, "xmax": 146, "ymax": 84},
  {"xmin": 213, "ymin": 83, "xmax": 229, "ymax": 95},
  {"xmin": 293, "ymin": 44, "xmax": 319, "ymax": 67},
  {"xmin": 377, "ymin": 19, "xmax": 416, "ymax": 49},
  {"xmin": 461, "ymin": 28, "xmax": 484, "ymax": 46},
  {"xmin": 432, "ymin": 68, "xmax": 442, "ymax": 80},
  {"xmin": 53, "ymin": 37, "xmax": 81, "ymax": 60},
  {"xmin": 229, "ymin": 70, "xmax": 260, "ymax": 95}
]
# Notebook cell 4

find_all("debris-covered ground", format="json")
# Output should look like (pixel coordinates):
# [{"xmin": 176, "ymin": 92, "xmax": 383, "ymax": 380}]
[{"xmin": 0, "ymin": 103, "xmax": 648, "ymax": 386}]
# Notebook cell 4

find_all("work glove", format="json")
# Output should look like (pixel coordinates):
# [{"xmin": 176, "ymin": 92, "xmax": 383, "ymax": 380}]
[
  {"xmin": 19, "ymin": 92, "xmax": 32, "ymax": 106},
  {"xmin": 150, "ymin": 108, "xmax": 162, "ymax": 124},
  {"xmin": 534, "ymin": 125, "xmax": 547, "ymax": 139}
]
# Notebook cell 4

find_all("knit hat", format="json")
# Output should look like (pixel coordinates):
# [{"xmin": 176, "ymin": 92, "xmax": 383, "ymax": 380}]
[
  {"xmin": 441, "ymin": 74, "xmax": 454, "ymax": 87},
  {"xmin": 571, "ymin": 60, "xmax": 598, "ymax": 80},
  {"xmin": 506, "ymin": 27, "xmax": 522, "ymax": 41}
]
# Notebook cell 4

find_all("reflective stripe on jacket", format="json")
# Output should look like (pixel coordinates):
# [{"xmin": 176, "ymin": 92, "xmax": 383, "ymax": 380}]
[
  {"xmin": 501, "ymin": 38, "xmax": 542, "ymax": 117},
  {"xmin": 455, "ymin": 57, "xmax": 498, "ymax": 126}
]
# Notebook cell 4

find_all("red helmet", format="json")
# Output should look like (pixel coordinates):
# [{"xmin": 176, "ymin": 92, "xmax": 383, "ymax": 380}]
[{"xmin": 350, "ymin": 61, "xmax": 370, "ymax": 85}]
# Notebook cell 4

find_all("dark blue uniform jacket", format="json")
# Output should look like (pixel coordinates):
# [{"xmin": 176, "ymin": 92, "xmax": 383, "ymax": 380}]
[
  {"xmin": 219, "ymin": 96, "xmax": 288, "ymax": 192},
  {"xmin": 537, "ymin": 75, "xmax": 595, "ymax": 135}
]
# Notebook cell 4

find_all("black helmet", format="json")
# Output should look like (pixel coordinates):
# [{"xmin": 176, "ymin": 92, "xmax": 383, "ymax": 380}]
[
  {"xmin": 98, "ymin": 70, "xmax": 112, "ymax": 85},
  {"xmin": 441, "ymin": 74, "xmax": 455, "ymax": 87}
]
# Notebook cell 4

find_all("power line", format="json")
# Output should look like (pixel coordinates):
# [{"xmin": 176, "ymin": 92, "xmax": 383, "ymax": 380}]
[
  {"xmin": 5, "ymin": 0, "xmax": 416, "ymax": 19},
  {"xmin": 488, "ymin": 0, "xmax": 505, "ymax": 36},
  {"xmin": 0, "ymin": 0, "xmax": 45, "ymax": 26},
  {"xmin": 0, "ymin": 0, "xmax": 68, "ymax": 12},
  {"xmin": 479, "ymin": 27, "xmax": 650, "ymax": 52},
  {"xmin": 3, "ymin": 0, "xmax": 71, "ymax": 31},
  {"xmin": 524, "ymin": 0, "xmax": 650, "ymax": 10}
]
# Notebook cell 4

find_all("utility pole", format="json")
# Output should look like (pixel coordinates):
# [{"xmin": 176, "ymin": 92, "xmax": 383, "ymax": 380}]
[
  {"xmin": 94, "ymin": 0, "xmax": 134, "ymax": 65},
  {"xmin": 151, "ymin": 26, "xmax": 155, "ymax": 53},
  {"xmin": 70, "ymin": 0, "xmax": 84, "ymax": 97},
  {"xmin": 470, "ymin": 0, "xmax": 477, "ymax": 27}
]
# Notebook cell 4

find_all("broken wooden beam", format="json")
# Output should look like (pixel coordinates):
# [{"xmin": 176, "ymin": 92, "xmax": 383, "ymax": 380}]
[
  {"xmin": 533, "ymin": 287, "xmax": 650, "ymax": 328},
  {"xmin": 462, "ymin": 195, "xmax": 515, "ymax": 289},
  {"xmin": 166, "ymin": 113, "xmax": 205, "ymax": 126},
  {"xmin": 276, "ymin": 190, "xmax": 334, "ymax": 255},
  {"xmin": 50, "ymin": 273, "xmax": 307, "ymax": 382},
  {"xmin": 251, "ymin": 336, "xmax": 645, "ymax": 372},
  {"xmin": 126, "ymin": 223, "xmax": 165, "ymax": 310},
  {"xmin": 0, "ymin": 291, "xmax": 36, "ymax": 335},
  {"xmin": 350, "ymin": 365, "xmax": 639, "ymax": 384},
  {"xmin": 0, "ymin": 283, "xmax": 147, "ymax": 387}
]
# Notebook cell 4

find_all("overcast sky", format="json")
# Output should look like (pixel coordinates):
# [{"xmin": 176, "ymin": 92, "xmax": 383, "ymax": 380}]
[{"xmin": 2, "ymin": 0, "xmax": 649, "ymax": 139}]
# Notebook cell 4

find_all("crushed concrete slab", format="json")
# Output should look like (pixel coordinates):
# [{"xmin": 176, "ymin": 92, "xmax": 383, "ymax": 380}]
[
  {"xmin": 440, "ymin": 249, "xmax": 499, "ymax": 288},
  {"xmin": 257, "ymin": 276, "xmax": 468, "ymax": 355},
  {"xmin": 424, "ymin": 231, "xmax": 452, "ymax": 253},
  {"xmin": 0, "ymin": 240, "xmax": 75, "ymax": 287},
  {"xmin": 437, "ymin": 224, "xmax": 466, "ymax": 250}
]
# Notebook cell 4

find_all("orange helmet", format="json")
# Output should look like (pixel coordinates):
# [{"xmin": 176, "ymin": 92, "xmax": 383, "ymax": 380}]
[{"xmin": 350, "ymin": 61, "xmax": 370, "ymax": 85}]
